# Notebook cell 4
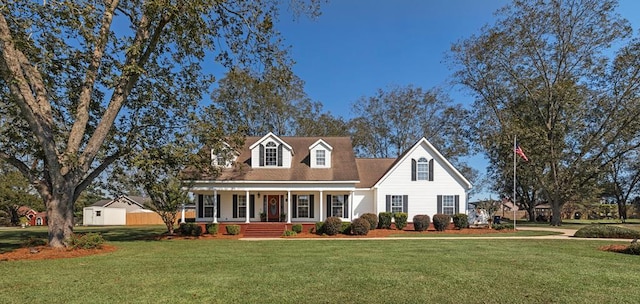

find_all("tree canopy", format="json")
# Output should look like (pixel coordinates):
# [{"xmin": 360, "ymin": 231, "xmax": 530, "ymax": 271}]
[
  {"xmin": 0, "ymin": 0, "xmax": 321, "ymax": 246},
  {"xmin": 450, "ymin": 0, "xmax": 640, "ymax": 224}
]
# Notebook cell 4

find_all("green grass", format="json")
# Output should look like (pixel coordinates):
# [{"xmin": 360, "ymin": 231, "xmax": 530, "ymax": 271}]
[{"xmin": 1, "ymin": 227, "xmax": 639, "ymax": 303}]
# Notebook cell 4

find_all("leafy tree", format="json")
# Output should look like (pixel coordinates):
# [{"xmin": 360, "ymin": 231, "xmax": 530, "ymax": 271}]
[
  {"xmin": 0, "ymin": 162, "xmax": 41, "ymax": 226},
  {"xmin": 450, "ymin": 0, "xmax": 640, "ymax": 225},
  {"xmin": 0, "ymin": 0, "xmax": 320, "ymax": 247},
  {"xmin": 601, "ymin": 147, "xmax": 640, "ymax": 221}
]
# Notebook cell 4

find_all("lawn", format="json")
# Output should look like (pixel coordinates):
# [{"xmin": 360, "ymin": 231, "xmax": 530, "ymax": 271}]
[{"xmin": 0, "ymin": 227, "xmax": 638, "ymax": 304}]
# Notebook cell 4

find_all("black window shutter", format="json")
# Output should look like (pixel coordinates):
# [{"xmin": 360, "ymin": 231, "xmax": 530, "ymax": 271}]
[
  {"xmin": 343, "ymin": 195, "xmax": 349, "ymax": 218},
  {"xmin": 429, "ymin": 159, "xmax": 434, "ymax": 181},
  {"xmin": 386, "ymin": 195, "xmax": 391, "ymax": 212},
  {"xmin": 403, "ymin": 195, "xmax": 408, "ymax": 213},
  {"xmin": 250, "ymin": 195, "xmax": 255, "ymax": 218},
  {"xmin": 309, "ymin": 195, "xmax": 315, "ymax": 218},
  {"xmin": 259, "ymin": 144, "xmax": 264, "ymax": 166},
  {"xmin": 277, "ymin": 144, "xmax": 283, "ymax": 166},
  {"xmin": 216, "ymin": 194, "xmax": 221, "ymax": 218},
  {"xmin": 292, "ymin": 195, "xmax": 298, "ymax": 218},
  {"xmin": 232, "ymin": 194, "xmax": 238, "ymax": 218},
  {"xmin": 198, "ymin": 194, "xmax": 203, "ymax": 218},
  {"xmin": 454, "ymin": 195, "xmax": 460, "ymax": 214},
  {"xmin": 437, "ymin": 195, "xmax": 442, "ymax": 213},
  {"xmin": 327, "ymin": 195, "xmax": 331, "ymax": 217},
  {"xmin": 411, "ymin": 159, "xmax": 417, "ymax": 181}
]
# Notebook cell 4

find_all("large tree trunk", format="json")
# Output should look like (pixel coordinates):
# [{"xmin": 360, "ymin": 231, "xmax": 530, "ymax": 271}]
[
  {"xmin": 527, "ymin": 205, "xmax": 536, "ymax": 222},
  {"xmin": 617, "ymin": 202, "xmax": 627, "ymax": 222},
  {"xmin": 550, "ymin": 199, "xmax": 563, "ymax": 226},
  {"xmin": 46, "ymin": 190, "xmax": 75, "ymax": 248}
]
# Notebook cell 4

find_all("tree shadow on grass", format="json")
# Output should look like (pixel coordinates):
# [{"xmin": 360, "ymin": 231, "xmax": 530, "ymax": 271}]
[{"xmin": 0, "ymin": 226, "xmax": 168, "ymax": 253}]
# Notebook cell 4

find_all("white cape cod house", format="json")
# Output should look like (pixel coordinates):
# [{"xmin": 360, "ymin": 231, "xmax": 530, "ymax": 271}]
[{"xmin": 187, "ymin": 133, "xmax": 471, "ymax": 225}]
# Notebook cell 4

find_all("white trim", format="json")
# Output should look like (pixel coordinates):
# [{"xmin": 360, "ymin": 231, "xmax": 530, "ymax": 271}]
[
  {"xmin": 308, "ymin": 139, "xmax": 333, "ymax": 151},
  {"xmin": 248, "ymin": 132, "xmax": 294, "ymax": 154}
]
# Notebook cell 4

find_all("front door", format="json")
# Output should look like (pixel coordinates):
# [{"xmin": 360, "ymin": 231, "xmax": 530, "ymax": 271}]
[{"xmin": 267, "ymin": 195, "xmax": 280, "ymax": 221}]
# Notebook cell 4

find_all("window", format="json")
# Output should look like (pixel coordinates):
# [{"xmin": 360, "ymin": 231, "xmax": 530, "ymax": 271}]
[
  {"xmin": 297, "ymin": 195, "xmax": 310, "ymax": 218},
  {"xmin": 96, "ymin": 211, "xmax": 101, "ymax": 217},
  {"xmin": 391, "ymin": 195, "xmax": 404, "ymax": 213},
  {"xmin": 316, "ymin": 150, "xmax": 325, "ymax": 166},
  {"xmin": 417, "ymin": 157, "xmax": 429, "ymax": 180},
  {"xmin": 265, "ymin": 142, "xmax": 277, "ymax": 166},
  {"xmin": 204, "ymin": 195, "xmax": 215, "ymax": 217},
  {"xmin": 331, "ymin": 195, "xmax": 344, "ymax": 217},
  {"xmin": 442, "ymin": 195, "xmax": 455, "ymax": 215},
  {"xmin": 237, "ymin": 195, "xmax": 247, "ymax": 218}
]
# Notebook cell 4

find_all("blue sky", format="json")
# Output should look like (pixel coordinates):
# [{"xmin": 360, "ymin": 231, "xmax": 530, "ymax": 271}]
[{"xmin": 271, "ymin": 0, "xmax": 640, "ymax": 199}]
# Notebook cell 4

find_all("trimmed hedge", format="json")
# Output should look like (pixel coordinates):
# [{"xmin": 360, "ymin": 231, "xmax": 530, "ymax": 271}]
[
  {"xmin": 378, "ymin": 212, "xmax": 393, "ymax": 229},
  {"xmin": 69, "ymin": 233, "xmax": 105, "ymax": 249},
  {"xmin": 492, "ymin": 223, "xmax": 514, "ymax": 230},
  {"xmin": 314, "ymin": 221, "xmax": 324, "ymax": 235},
  {"xmin": 179, "ymin": 223, "xmax": 202, "ymax": 236},
  {"xmin": 206, "ymin": 223, "xmax": 219, "ymax": 235},
  {"xmin": 574, "ymin": 225, "xmax": 640, "ymax": 239},
  {"xmin": 225, "ymin": 225, "xmax": 241, "ymax": 235},
  {"xmin": 394, "ymin": 212, "xmax": 408, "ymax": 230},
  {"xmin": 323, "ymin": 217, "xmax": 342, "ymax": 236},
  {"xmin": 282, "ymin": 230, "xmax": 297, "ymax": 237},
  {"xmin": 432, "ymin": 214, "xmax": 451, "ymax": 231},
  {"xmin": 360, "ymin": 213, "xmax": 378, "ymax": 231},
  {"xmin": 292, "ymin": 224, "xmax": 303, "ymax": 233},
  {"xmin": 452, "ymin": 213, "xmax": 469, "ymax": 229},
  {"xmin": 413, "ymin": 215, "xmax": 431, "ymax": 232},
  {"xmin": 351, "ymin": 218, "xmax": 371, "ymax": 235},
  {"xmin": 341, "ymin": 222, "xmax": 352, "ymax": 235}
]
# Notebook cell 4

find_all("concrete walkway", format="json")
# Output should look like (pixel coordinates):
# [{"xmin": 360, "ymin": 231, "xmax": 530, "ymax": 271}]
[{"xmin": 241, "ymin": 226, "xmax": 633, "ymax": 242}]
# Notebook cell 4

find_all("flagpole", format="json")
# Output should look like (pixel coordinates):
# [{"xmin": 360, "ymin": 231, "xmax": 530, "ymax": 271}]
[{"xmin": 513, "ymin": 135, "xmax": 517, "ymax": 230}]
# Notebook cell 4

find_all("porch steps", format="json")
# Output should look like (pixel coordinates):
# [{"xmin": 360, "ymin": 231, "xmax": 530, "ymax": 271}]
[{"xmin": 243, "ymin": 223, "xmax": 286, "ymax": 238}]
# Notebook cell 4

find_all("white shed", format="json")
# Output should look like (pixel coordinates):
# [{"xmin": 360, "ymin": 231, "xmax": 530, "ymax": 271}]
[{"xmin": 82, "ymin": 207, "xmax": 126, "ymax": 226}]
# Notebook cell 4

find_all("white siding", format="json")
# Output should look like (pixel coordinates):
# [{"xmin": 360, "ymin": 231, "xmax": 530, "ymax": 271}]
[
  {"xmin": 353, "ymin": 189, "xmax": 375, "ymax": 218},
  {"xmin": 375, "ymin": 142, "xmax": 467, "ymax": 220},
  {"xmin": 250, "ymin": 139, "xmax": 293, "ymax": 168},
  {"xmin": 309, "ymin": 140, "xmax": 332, "ymax": 168},
  {"xmin": 82, "ymin": 207, "xmax": 126, "ymax": 226}
]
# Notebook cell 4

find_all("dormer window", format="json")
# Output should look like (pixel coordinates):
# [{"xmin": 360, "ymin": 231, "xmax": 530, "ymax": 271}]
[
  {"xmin": 265, "ymin": 142, "xmax": 278, "ymax": 166},
  {"xmin": 316, "ymin": 150, "xmax": 326, "ymax": 166},
  {"xmin": 417, "ymin": 157, "xmax": 428, "ymax": 180}
]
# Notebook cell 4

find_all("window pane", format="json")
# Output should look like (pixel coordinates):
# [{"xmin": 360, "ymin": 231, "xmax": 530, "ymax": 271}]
[
  {"xmin": 332, "ymin": 195, "xmax": 344, "ymax": 217},
  {"xmin": 443, "ymin": 195, "xmax": 455, "ymax": 215},
  {"xmin": 316, "ymin": 150, "xmax": 325, "ymax": 166},
  {"xmin": 417, "ymin": 157, "xmax": 428, "ymax": 180},
  {"xmin": 238, "ymin": 196, "xmax": 247, "ymax": 218},
  {"xmin": 391, "ymin": 195, "xmax": 403, "ymax": 213},
  {"xmin": 265, "ymin": 142, "xmax": 277, "ymax": 166},
  {"xmin": 298, "ymin": 195, "xmax": 309, "ymax": 218}
]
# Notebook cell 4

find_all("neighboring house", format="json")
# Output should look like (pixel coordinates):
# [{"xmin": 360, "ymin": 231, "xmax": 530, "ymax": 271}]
[
  {"xmin": 17, "ymin": 206, "xmax": 47, "ymax": 226},
  {"xmin": 187, "ymin": 132, "xmax": 472, "ymax": 224}
]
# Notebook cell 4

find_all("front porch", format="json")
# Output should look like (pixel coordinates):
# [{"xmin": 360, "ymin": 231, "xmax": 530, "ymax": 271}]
[
  {"xmin": 191, "ymin": 222, "xmax": 317, "ymax": 238},
  {"xmin": 190, "ymin": 188, "xmax": 358, "ymax": 224}
]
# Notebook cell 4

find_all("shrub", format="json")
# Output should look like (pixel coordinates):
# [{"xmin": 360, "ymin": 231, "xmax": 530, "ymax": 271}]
[
  {"xmin": 225, "ymin": 225, "xmax": 241, "ymax": 235},
  {"xmin": 206, "ymin": 223, "xmax": 219, "ymax": 235},
  {"xmin": 179, "ymin": 223, "xmax": 202, "ymax": 236},
  {"xmin": 360, "ymin": 213, "xmax": 378, "ymax": 231},
  {"xmin": 22, "ymin": 237, "xmax": 47, "ymax": 247},
  {"xmin": 292, "ymin": 224, "xmax": 303, "ymax": 234},
  {"xmin": 282, "ymin": 230, "xmax": 297, "ymax": 237},
  {"xmin": 378, "ymin": 212, "xmax": 392, "ymax": 229},
  {"xmin": 68, "ymin": 233, "xmax": 105, "ymax": 249},
  {"xmin": 413, "ymin": 215, "xmax": 431, "ymax": 231},
  {"xmin": 625, "ymin": 243, "xmax": 640, "ymax": 255},
  {"xmin": 492, "ymin": 223, "xmax": 514, "ymax": 230},
  {"xmin": 574, "ymin": 225, "xmax": 640, "ymax": 239},
  {"xmin": 314, "ymin": 222, "xmax": 324, "ymax": 235},
  {"xmin": 452, "ymin": 213, "xmax": 469, "ymax": 229},
  {"xmin": 393, "ymin": 212, "xmax": 408, "ymax": 230},
  {"xmin": 323, "ymin": 217, "xmax": 342, "ymax": 236},
  {"xmin": 432, "ymin": 214, "xmax": 451, "ymax": 231},
  {"xmin": 351, "ymin": 218, "xmax": 370, "ymax": 235},
  {"xmin": 341, "ymin": 222, "xmax": 352, "ymax": 235}
]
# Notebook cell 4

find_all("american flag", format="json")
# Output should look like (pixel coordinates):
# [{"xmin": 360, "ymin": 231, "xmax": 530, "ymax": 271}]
[{"xmin": 515, "ymin": 144, "xmax": 529, "ymax": 162}]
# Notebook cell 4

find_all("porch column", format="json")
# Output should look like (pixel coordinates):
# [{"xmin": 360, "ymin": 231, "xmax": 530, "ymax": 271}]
[
  {"xmin": 350, "ymin": 191, "xmax": 354, "ymax": 221},
  {"xmin": 287, "ymin": 190, "xmax": 292, "ymax": 224},
  {"xmin": 180, "ymin": 203, "xmax": 186, "ymax": 224},
  {"xmin": 245, "ymin": 190, "xmax": 250, "ymax": 223},
  {"xmin": 213, "ymin": 190, "xmax": 218, "ymax": 224},
  {"xmin": 319, "ymin": 190, "xmax": 324, "ymax": 222}
]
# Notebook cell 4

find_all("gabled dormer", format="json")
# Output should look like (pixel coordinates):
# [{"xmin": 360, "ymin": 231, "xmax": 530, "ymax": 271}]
[
  {"xmin": 249, "ymin": 132, "xmax": 294, "ymax": 168},
  {"xmin": 309, "ymin": 139, "xmax": 333, "ymax": 168}
]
